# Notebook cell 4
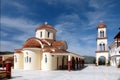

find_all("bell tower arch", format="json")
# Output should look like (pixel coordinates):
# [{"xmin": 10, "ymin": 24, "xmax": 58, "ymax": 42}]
[{"xmin": 95, "ymin": 23, "xmax": 109, "ymax": 66}]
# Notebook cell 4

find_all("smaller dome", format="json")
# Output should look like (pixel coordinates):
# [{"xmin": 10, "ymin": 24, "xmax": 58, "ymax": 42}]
[
  {"xmin": 98, "ymin": 23, "xmax": 106, "ymax": 28},
  {"xmin": 23, "ymin": 38, "xmax": 42, "ymax": 48},
  {"xmin": 35, "ymin": 23, "xmax": 56, "ymax": 31}
]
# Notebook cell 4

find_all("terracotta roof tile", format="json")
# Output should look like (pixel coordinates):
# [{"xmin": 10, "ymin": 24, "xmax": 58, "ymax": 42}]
[
  {"xmin": 23, "ymin": 38, "xmax": 42, "ymax": 48},
  {"xmin": 14, "ymin": 49, "xmax": 22, "ymax": 53},
  {"xmin": 36, "ymin": 24, "xmax": 56, "ymax": 31},
  {"xmin": 52, "ymin": 41, "xmax": 64, "ymax": 46},
  {"xmin": 98, "ymin": 23, "xmax": 106, "ymax": 28},
  {"xmin": 51, "ymin": 49, "xmax": 70, "ymax": 53}
]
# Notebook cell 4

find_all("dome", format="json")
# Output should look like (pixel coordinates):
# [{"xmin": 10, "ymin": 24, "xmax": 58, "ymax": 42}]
[
  {"xmin": 35, "ymin": 23, "xmax": 56, "ymax": 31},
  {"xmin": 98, "ymin": 23, "xmax": 106, "ymax": 28},
  {"xmin": 23, "ymin": 38, "xmax": 42, "ymax": 48}
]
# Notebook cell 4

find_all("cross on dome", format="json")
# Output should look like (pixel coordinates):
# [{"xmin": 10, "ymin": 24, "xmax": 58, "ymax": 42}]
[{"xmin": 45, "ymin": 21, "xmax": 48, "ymax": 25}]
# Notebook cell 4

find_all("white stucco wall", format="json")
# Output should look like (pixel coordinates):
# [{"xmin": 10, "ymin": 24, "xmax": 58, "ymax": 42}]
[
  {"xmin": 36, "ymin": 29, "xmax": 55, "ymax": 40},
  {"xmin": 23, "ymin": 49, "xmax": 41, "ymax": 70},
  {"xmin": 96, "ymin": 52, "xmax": 109, "ymax": 65},
  {"xmin": 97, "ymin": 39, "xmax": 108, "ymax": 50},
  {"xmin": 110, "ymin": 47, "xmax": 120, "ymax": 67},
  {"xmin": 41, "ymin": 52, "xmax": 53, "ymax": 70},
  {"xmin": 14, "ymin": 53, "xmax": 24, "ymax": 69},
  {"xmin": 98, "ymin": 28, "xmax": 106, "ymax": 37}
]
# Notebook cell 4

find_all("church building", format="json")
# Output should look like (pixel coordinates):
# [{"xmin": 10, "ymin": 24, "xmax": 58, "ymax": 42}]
[
  {"xmin": 14, "ymin": 23, "xmax": 84, "ymax": 71},
  {"xmin": 109, "ymin": 31, "xmax": 120, "ymax": 68}
]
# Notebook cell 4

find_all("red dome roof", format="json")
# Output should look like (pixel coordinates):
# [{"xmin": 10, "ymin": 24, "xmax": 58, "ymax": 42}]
[
  {"xmin": 23, "ymin": 38, "xmax": 42, "ymax": 48},
  {"xmin": 98, "ymin": 23, "xmax": 106, "ymax": 28},
  {"xmin": 35, "ymin": 24, "xmax": 56, "ymax": 31}
]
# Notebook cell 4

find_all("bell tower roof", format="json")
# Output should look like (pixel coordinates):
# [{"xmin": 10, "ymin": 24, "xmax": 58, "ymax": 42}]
[
  {"xmin": 35, "ymin": 22, "xmax": 56, "ymax": 32},
  {"xmin": 98, "ymin": 23, "xmax": 106, "ymax": 28}
]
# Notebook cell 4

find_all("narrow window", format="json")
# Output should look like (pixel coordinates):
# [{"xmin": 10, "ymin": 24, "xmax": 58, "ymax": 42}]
[
  {"xmin": 14, "ymin": 55, "xmax": 17, "ymax": 63},
  {"xmin": 48, "ymin": 32, "xmax": 50, "ymax": 38},
  {"xmin": 103, "ymin": 44, "xmax": 105, "ymax": 50},
  {"xmin": 26, "ymin": 56, "xmax": 28, "ymax": 63},
  {"xmin": 100, "ymin": 44, "xmax": 102, "ymax": 50},
  {"xmin": 45, "ymin": 55, "xmax": 47, "ymax": 63},
  {"xmin": 40, "ymin": 32, "xmax": 42, "ymax": 37},
  {"xmin": 29, "ymin": 57, "xmax": 31, "ymax": 63},
  {"xmin": 100, "ymin": 31, "xmax": 104, "ymax": 38}
]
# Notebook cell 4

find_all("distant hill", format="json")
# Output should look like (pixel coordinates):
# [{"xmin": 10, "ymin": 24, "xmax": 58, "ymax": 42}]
[
  {"xmin": 83, "ymin": 56, "xmax": 95, "ymax": 64},
  {"xmin": 0, "ymin": 51, "xmax": 14, "ymax": 55}
]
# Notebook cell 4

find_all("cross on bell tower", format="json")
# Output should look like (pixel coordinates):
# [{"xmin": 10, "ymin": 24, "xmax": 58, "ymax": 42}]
[{"xmin": 95, "ymin": 23, "xmax": 109, "ymax": 66}]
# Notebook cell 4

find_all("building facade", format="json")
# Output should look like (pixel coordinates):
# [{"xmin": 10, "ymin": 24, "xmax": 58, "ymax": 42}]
[
  {"xmin": 95, "ymin": 23, "xmax": 109, "ymax": 66},
  {"xmin": 109, "ymin": 31, "xmax": 120, "ymax": 68},
  {"xmin": 14, "ymin": 23, "xmax": 84, "ymax": 71}
]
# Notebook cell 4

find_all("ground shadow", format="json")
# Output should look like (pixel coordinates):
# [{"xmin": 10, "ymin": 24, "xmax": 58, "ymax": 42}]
[
  {"xmin": 73, "ymin": 65, "xmax": 88, "ymax": 71},
  {"xmin": 57, "ymin": 65, "xmax": 88, "ymax": 71}
]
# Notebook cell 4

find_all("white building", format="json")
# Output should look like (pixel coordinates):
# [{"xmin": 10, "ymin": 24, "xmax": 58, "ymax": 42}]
[
  {"xmin": 109, "ymin": 31, "xmax": 120, "ymax": 68},
  {"xmin": 95, "ymin": 23, "xmax": 109, "ymax": 66},
  {"xmin": 14, "ymin": 23, "xmax": 84, "ymax": 71}
]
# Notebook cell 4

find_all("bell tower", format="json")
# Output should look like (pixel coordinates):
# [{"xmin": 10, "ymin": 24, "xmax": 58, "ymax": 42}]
[{"xmin": 95, "ymin": 23, "xmax": 109, "ymax": 66}]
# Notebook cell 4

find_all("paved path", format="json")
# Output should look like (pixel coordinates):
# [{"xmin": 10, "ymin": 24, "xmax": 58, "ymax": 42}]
[{"xmin": 10, "ymin": 65, "xmax": 120, "ymax": 80}]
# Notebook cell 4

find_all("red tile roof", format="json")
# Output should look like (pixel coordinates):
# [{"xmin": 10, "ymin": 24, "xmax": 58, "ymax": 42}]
[
  {"xmin": 98, "ymin": 23, "xmax": 106, "ymax": 28},
  {"xmin": 15, "ymin": 37, "xmax": 68, "ymax": 53},
  {"xmin": 23, "ymin": 38, "xmax": 42, "ymax": 48},
  {"xmin": 35, "ymin": 24, "xmax": 56, "ymax": 31},
  {"xmin": 14, "ymin": 49, "xmax": 22, "ymax": 53}
]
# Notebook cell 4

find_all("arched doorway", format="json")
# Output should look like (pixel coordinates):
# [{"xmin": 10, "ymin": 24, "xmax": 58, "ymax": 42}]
[
  {"xmin": 62, "ymin": 56, "xmax": 65, "ymax": 69},
  {"xmin": 72, "ymin": 57, "xmax": 75, "ymax": 70},
  {"xmin": 76, "ymin": 58, "xmax": 78, "ymax": 69},
  {"xmin": 98, "ymin": 56, "xmax": 106, "ymax": 65}
]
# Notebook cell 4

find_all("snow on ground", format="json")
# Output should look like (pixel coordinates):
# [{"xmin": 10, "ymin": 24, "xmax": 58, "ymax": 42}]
[{"xmin": 10, "ymin": 65, "xmax": 120, "ymax": 80}]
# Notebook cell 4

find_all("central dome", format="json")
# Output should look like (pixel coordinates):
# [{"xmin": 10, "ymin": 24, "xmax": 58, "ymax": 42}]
[{"xmin": 35, "ymin": 23, "xmax": 56, "ymax": 31}]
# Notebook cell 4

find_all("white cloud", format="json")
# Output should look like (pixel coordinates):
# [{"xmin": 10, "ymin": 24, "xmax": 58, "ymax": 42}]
[
  {"xmin": 55, "ymin": 20, "xmax": 96, "ymax": 56},
  {"xmin": 1, "ymin": 16, "xmax": 41, "ymax": 51},
  {"xmin": 1, "ymin": 16, "xmax": 39, "ymax": 33},
  {"xmin": 43, "ymin": 0, "xmax": 88, "ymax": 9},
  {"xmin": 1, "ymin": 0, "xmax": 28, "ymax": 12},
  {"xmin": 1, "ymin": 31, "xmax": 8, "ymax": 37}
]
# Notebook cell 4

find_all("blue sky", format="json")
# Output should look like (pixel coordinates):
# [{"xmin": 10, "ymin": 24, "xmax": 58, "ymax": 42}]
[{"xmin": 1, "ymin": 0, "xmax": 120, "ymax": 56}]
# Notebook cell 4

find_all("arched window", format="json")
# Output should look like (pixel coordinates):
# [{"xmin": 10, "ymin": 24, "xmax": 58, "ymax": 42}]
[
  {"xmin": 25, "ymin": 52, "xmax": 29, "ymax": 63},
  {"xmin": 103, "ymin": 44, "xmax": 105, "ymax": 50},
  {"xmin": 45, "ymin": 55, "xmax": 47, "ymax": 63},
  {"xmin": 29, "ymin": 57, "xmax": 31, "ymax": 63},
  {"xmin": 100, "ymin": 43, "xmax": 105, "ymax": 51},
  {"xmin": 26, "ymin": 56, "xmax": 28, "ymax": 63},
  {"xmin": 48, "ymin": 32, "xmax": 50, "ymax": 38},
  {"xmin": 100, "ymin": 44, "xmax": 102, "ymax": 50},
  {"xmin": 14, "ymin": 55, "xmax": 17, "ymax": 63},
  {"xmin": 100, "ymin": 31, "xmax": 104, "ymax": 38},
  {"xmin": 40, "ymin": 32, "xmax": 42, "ymax": 37}
]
